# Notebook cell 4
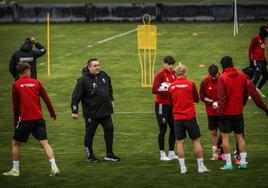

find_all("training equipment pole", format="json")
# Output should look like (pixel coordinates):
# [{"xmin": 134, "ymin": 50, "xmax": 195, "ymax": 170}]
[
  {"xmin": 47, "ymin": 12, "xmax": 51, "ymax": 76},
  {"xmin": 137, "ymin": 14, "xmax": 157, "ymax": 88},
  {"xmin": 233, "ymin": 0, "xmax": 238, "ymax": 36}
]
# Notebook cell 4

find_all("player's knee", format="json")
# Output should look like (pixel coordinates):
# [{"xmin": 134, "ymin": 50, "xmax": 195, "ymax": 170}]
[
  {"xmin": 159, "ymin": 127, "xmax": 167, "ymax": 135},
  {"xmin": 254, "ymin": 72, "xmax": 261, "ymax": 77},
  {"xmin": 236, "ymin": 134, "xmax": 245, "ymax": 143},
  {"xmin": 12, "ymin": 140, "xmax": 20, "ymax": 146},
  {"xmin": 193, "ymin": 137, "xmax": 201, "ymax": 143},
  {"xmin": 264, "ymin": 73, "xmax": 268, "ymax": 79},
  {"xmin": 176, "ymin": 139, "xmax": 184, "ymax": 145},
  {"xmin": 211, "ymin": 130, "xmax": 218, "ymax": 136},
  {"xmin": 105, "ymin": 125, "xmax": 114, "ymax": 133},
  {"xmin": 39, "ymin": 139, "xmax": 49, "ymax": 146}
]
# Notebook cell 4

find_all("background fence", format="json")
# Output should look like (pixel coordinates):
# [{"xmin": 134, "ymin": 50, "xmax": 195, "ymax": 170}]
[{"xmin": 0, "ymin": 3, "xmax": 268, "ymax": 23}]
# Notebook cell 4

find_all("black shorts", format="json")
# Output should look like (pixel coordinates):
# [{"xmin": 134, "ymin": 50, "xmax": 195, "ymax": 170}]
[
  {"xmin": 219, "ymin": 115, "xmax": 244, "ymax": 134},
  {"xmin": 13, "ymin": 119, "xmax": 47, "ymax": 143},
  {"xmin": 174, "ymin": 117, "xmax": 201, "ymax": 140},
  {"xmin": 207, "ymin": 116, "xmax": 220, "ymax": 131}
]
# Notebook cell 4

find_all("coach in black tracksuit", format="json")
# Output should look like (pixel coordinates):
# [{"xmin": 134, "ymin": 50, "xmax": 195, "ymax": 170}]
[
  {"xmin": 9, "ymin": 37, "xmax": 46, "ymax": 80},
  {"xmin": 71, "ymin": 58, "xmax": 120, "ymax": 162}
]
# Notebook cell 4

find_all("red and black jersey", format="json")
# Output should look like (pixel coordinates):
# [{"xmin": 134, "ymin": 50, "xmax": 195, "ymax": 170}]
[
  {"xmin": 241, "ymin": 73, "xmax": 267, "ymax": 110},
  {"xmin": 199, "ymin": 74, "xmax": 219, "ymax": 116},
  {"xmin": 248, "ymin": 34, "xmax": 266, "ymax": 62},
  {"xmin": 168, "ymin": 77, "xmax": 199, "ymax": 120},
  {"xmin": 152, "ymin": 68, "xmax": 176, "ymax": 105},
  {"xmin": 12, "ymin": 76, "xmax": 56, "ymax": 126},
  {"xmin": 217, "ymin": 67, "xmax": 248, "ymax": 115}
]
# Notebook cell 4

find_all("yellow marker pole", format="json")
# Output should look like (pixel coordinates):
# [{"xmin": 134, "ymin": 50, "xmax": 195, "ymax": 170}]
[
  {"xmin": 138, "ymin": 46, "xmax": 144, "ymax": 87},
  {"xmin": 143, "ymin": 48, "xmax": 147, "ymax": 87},
  {"xmin": 47, "ymin": 12, "xmax": 51, "ymax": 76},
  {"xmin": 137, "ymin": 14, "xmax": 157, "ymax": 88},
  {"xmin": 148, "ymin": 26, "xmax": 152, "ymax": 85}
]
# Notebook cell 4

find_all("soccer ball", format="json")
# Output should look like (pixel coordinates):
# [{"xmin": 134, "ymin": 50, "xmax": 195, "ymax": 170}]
[{"xmin": 158, "ymin": 82, "xmax": 170, "ymax": 92}]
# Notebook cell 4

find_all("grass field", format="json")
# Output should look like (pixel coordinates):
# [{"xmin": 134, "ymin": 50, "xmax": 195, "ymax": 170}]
[{"xmin": 0, "ymin": 22, "xmax": 268, "ymax": 188}]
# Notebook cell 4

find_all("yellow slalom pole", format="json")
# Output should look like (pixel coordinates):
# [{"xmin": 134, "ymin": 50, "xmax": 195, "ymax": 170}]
[
  {"xmin": 152, "ymin": 49, "xmax": 156, "ymax": 85},
  {"xmin": 47, "ymin": 12, "xmax": 51, "ymax": 76},
  {"xmin": 138, "ymin": 50, "xmax": 144, "ymax": 87}
]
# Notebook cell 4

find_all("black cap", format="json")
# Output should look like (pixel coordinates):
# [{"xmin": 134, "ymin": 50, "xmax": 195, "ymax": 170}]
[
  {"xmin": 25, "ymin": 38, "xmax": 32, "ymax": 44},
  {"xmin": 220, "ymin": 56, "xmax": 233, "ymax": 70}
]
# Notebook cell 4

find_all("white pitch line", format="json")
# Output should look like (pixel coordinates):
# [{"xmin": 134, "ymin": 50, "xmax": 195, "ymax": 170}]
[
  {"xmin": 88, "ymin": 28, "xmax": 140, "ymax": 48},
  {"xmin": 97, "ymin": 28, "xmax": 138, "ymax": 44}
]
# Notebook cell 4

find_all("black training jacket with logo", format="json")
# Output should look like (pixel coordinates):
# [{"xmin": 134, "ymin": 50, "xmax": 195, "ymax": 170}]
[
  {"xmin": 9, "ymin": 42, "xmax": 46, "ymax": 80},
  {"xmin": 71, "ymin": 71, "xmax": 114, "ymax": 119}
]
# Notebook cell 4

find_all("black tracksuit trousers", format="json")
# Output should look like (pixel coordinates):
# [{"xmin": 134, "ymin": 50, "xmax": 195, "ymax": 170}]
[{"xmin": 84, "ymin": 115, "xmax": 114, "ymax": 155}]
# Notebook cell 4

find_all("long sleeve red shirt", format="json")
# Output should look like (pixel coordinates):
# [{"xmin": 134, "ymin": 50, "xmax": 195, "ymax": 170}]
[
  {"xmin": 168, "ymin": 77, "xmax": 199, "ymax": 120},
  {"xmin": 241, "ymin": 73, "xmax": 267, "ymax": 110},
  {"xmin": 199, "ymin": 75, "xmax": 219, "ymax": 116},
  {"xmin": 152, "ymin": 68, "xmax": 176, "ymax": 105},
  {"xmin": 248, "ymin": 35, "xmax": 266, "ymax": 62},
  {"xmin": 12, "ymin": 76, "xmax": 56, "ymax": 126},
  {"xmin": 217, "ymin": 68, "xmax": 248, "ymax": 115}
]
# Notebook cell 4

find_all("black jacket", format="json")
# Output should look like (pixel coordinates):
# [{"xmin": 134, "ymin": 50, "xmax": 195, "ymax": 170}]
[
  {"xmin": 71, "ymin": 70, "xmax": 114, "ymax": 119},
  {"xmin": 9, "ymin": 42, "xmax": 46, "ymax": 79}
]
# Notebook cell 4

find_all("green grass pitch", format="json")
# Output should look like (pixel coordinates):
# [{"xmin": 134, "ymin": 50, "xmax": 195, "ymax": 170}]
[{"xmin": 0, "ymin": 22, "xmax": 267, "ymax": 187}]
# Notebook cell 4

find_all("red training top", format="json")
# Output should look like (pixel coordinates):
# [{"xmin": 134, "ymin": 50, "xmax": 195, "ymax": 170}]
[
  {"xmin": 152, "ymin": 68, "xmax": 176, "ymax": 105},
  {"xmin": 241, "ymin": 73, "xmax": 267, "ymax": 110},
  {"xmin": 199, "ymin": 74, "xmax": 219, "ymax": 116},
  {"xmin": 217, "ymin": 67, "xmax": 248, "ymax": 115},
  {"xmin": 168, "ymin": 77, "xmax": 199, "ymax": 120},
  {"xmin": 248, "ymin": 35, "xmax": 266, "ymax": 62},
  {"xmin": 12, "ymin": 76, "xmax": 56, "ymax": 126}
]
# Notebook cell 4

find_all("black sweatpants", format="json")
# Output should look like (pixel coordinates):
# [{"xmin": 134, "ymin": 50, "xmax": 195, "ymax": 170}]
[
  {"xmin": 84, "ymin": 115, "xmax": 114, "ymax": 155},
  {"xmin": 155, "ymin": 103, "xmax": 175, "ymax": 151},
  {"xmin": 252, "ymin": 60, "xmax": 268, "ymax": 89}
]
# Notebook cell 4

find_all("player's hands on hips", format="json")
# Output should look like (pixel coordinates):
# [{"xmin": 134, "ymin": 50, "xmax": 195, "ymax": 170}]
[{"xmin": 72, "ymin": 113, "xmax": 78, "ymax": 120}]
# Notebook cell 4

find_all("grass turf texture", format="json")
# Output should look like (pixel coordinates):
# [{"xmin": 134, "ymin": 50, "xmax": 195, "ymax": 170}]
[{"xmin": 0, "ymin": 22, "xmax": 267, "ymax": 187}]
